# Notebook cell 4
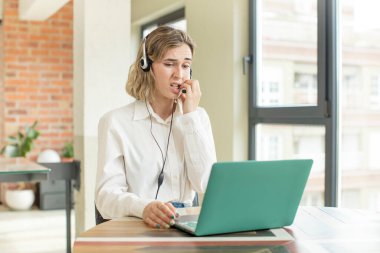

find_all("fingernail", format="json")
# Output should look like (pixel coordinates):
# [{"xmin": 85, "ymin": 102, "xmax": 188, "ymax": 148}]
[
  {"xmin": 170, "ymin": 220, "xmax": 175, "ymax": 226},
  {"xmin": 165, "ymin": 224, "xmax": 170, "ymax": 229},
  {"xmin": 171, "ymin": 214, "xmax": 175, "ymax": 219},
  {"xmin": 155, "ymin": 224, "xmax": 160, "ymax": 229}
]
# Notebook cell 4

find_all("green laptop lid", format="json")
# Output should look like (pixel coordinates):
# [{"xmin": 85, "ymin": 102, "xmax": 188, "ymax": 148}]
[{"xmin": 195, "ymin": 159, "xmax": 313, "ymax": 236}]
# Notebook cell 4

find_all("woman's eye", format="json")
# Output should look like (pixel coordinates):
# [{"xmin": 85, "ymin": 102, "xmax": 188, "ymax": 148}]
[
  {"xmin": 183, "ymin": 65, "xmax": 190, "ymax": 69},
  {"xmin": 164, "ymin": 63, "xmax": 174, "ymax": 67}
]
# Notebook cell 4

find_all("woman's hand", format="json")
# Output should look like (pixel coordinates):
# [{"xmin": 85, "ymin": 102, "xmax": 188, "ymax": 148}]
[
  {"xmin": 142, "ymin": 201, "xmax": 177, "ymax": 229},
  {"xmin": 180, "ymin": 79, "xmax": 201, "ymax": 114}
]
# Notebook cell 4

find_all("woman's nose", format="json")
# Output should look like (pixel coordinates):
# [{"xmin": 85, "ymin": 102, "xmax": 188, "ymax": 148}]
[
  {"xmin": 174, "ymin": 67, "xmax": 190, "ymax": 80},
  {"xmin": 174, "ymin": 66, "xmax": 184, "ymax": 79}
]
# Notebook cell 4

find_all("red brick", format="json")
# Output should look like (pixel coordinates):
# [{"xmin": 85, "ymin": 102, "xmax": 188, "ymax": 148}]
[
  {"xmin": 30, "ymin": 95, "xmax": 49, "ymax": 100},
  {"xmin": 6, "ymin": 64, "xmax": 28, "ymax": 70},
  {"xmin": 7, "ymin": 79, "xmax": 27, "ymax": 85},
  {"xmin": 20, "ymin": 102, "xmax": 38, "ymax": 108},
  {"xmin": 41, "ymin": 57, "xmax": 60, "ymax": 64},
  {"xmin": 8, "ymin": 109, "xmax": 27, "ymax": 115},
  {"xmin": 31, "ymin": 49, "xmax": 49, "ymax": 56},
  {"xmin": 18, "ymin": 87, "xmax": 39, "ymax": 93},
  {"xmin": 19, "ymin": 56, "xmax": 37, "ymax": 62},
  {"xmin": 7, "ymin": 48, "xmax": 29, "ymax": 55},
  {"xmin": 41, "ymin": 72, "xmax": 60, "ymax": 78},
  {"xmin": 5, "ymin": 71, "xmax": 17, "ymax": 77},
  {"xmin": 19, "ymin": 72, "xmax": 39, "ymax": 79}
]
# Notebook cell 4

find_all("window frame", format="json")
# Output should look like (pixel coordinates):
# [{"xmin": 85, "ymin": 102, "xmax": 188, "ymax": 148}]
[{"xmin": 140, "ymin": 8, "xmax": 185, "ymax": 38}]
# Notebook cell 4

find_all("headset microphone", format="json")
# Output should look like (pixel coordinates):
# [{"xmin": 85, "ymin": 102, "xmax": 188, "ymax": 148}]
[{"xmin": 140, "ymin": 37, "xmax": 152, "ymax": 72}]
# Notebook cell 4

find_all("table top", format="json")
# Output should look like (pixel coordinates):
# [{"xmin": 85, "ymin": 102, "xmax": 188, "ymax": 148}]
[
  {"xmin": 0, "ymin": 157, "xmax": 51, "ymax": 182},
  {"xmin": 73, "ymin": 206, "xmax": 380, "ymax": 253}
]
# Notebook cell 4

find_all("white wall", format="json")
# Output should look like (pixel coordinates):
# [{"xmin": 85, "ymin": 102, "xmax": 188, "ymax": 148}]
[{"xmin": 74, "ymin": 0, "xmax": 133, "ymax": 232}]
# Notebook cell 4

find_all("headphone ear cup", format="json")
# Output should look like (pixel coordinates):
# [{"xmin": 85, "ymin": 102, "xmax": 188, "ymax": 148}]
[
  {"xmin": 140, "ymin": 57, "xmax": 150, "ymax": 71},
  {"xmin": 140, "ymin": 38, "xmax": 151, "ymax": 72}
]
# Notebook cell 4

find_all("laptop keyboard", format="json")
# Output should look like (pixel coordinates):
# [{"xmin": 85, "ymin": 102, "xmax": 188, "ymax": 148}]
[
  {"xmin": 175, "ymin": 215, "xmax": 199, "ymax": 231},
  {"xmin": 183, "ymin": 221, "xmax": 198, "ymax": 229}
]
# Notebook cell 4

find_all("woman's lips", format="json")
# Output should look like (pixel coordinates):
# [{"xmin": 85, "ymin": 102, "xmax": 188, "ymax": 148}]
[{"xmin": 170, "ymin": 83, "xmax": 181, "ymax": 93}]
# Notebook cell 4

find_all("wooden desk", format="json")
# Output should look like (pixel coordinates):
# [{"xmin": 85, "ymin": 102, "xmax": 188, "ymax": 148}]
[{"xmin": 73, "ymin": 206, "xmax": 380, "ymax": 253}]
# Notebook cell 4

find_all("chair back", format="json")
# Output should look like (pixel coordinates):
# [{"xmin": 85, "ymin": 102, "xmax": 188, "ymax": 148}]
[{"xmin": 95, "ymin": 205, "xmax": 110, "ymax": 225}]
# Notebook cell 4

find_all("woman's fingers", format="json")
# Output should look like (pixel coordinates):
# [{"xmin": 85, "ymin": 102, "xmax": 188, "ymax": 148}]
[
  {"xmin": 143, "ymin": 201, "xmax": 176, "ymax": 229},
  {"xmin": 159, "ymin": 202, "xmax": 176, "ymax": 219},
  {"xmin": 150, "ymin": 211, "xmax": 170, "ymax": 229},
  {"xmin": 145, "ymin": 216, "xmax": 158, "ymax": 228},
  {"xmin": 181, "ymin": 80, "xmax": 201, "ymax": 114},
  {"xmin": 165, "ymin": 202, "xmax": 177, "ymax": 216}
]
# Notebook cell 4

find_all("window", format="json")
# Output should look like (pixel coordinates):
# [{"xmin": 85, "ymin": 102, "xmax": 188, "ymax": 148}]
[
  {"xmin": 249, "ymin": 0, "xmax": 336, "ymax": 207},
  {"xmin": 256, "ymin": 124, "xmax": 325, "ymax": 205},
  {"xmin": 249, "ymin": 0, "xmax": 380, "ymax": 211},
  {"xmin": 141, "ymin": 8, "xmax": 186, "ymax": 38},
  {"xmin": 294, "ymin": 72, "xmax": 317, "ymax": 105},
  {"xmin": 370, "ymin": 75, "xmax": 380, "ymax": 109},
  {"xmin": 258, "ymin": 0, "xmax": 318, "ymax": 107},
  {"xmin": 260, "ymin": 66, "xmax": 283, "ymax": 105},
  {"xmin": 340, "ymin": 0, "xmax": 380, "ymax": 211}
]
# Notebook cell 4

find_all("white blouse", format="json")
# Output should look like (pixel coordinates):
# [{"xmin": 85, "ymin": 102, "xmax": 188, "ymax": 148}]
[{"xmin": 95, "ymin": 100, "xmax": 217, "ymax": 219}]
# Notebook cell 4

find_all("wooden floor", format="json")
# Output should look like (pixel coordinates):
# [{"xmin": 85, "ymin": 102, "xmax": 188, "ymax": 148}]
[{"xmin": 0, "ymin": 205, "xmax": 75, "ymax": 253}]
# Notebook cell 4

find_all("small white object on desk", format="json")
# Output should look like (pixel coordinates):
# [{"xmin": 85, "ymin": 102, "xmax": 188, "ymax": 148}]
[{"xmin": 37, "ymin": 149, "xmax": 61, "ymax": 163}]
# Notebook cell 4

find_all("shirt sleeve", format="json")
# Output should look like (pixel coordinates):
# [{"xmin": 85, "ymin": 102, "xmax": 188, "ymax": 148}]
[
  {"xmin": 180, "ymin": 108, "xmax": 217, "ymax": 193},
  {"xmin": 95, "ymin": 114, "xmax": 154, "ymax": 219}
]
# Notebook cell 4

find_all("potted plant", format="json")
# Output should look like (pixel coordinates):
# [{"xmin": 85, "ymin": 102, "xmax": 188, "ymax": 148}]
[
  {"xmin": 61, "ymin": 142, "xmax": 74, "ymax": 162},
  {"xmin": 0, "ymin": 121, "xmax": 40, "ymax": 210}
]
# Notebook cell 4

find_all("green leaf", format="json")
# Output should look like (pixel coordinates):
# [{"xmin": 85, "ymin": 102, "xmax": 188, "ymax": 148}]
[
  {"xmin": 6, "ymin": 136, "xmax": 18, "ymax": 144},
  {"xmin": 17, "ymin": 132, "xmax": 24, "ymax": 140},
  {"xmin": 28, "ymin": 129, "xmax": 40, "ymax": 139},
  {"xmin": 62, "ymin": 142, "xmax": 74, "ymax": 158},
  {"xmin": 2, "ymin": 120, "xmax": 40, "ymax": 157},
  {"xmin": 31, "ymin": 121, "xmax": 38, "ymax": 129}
]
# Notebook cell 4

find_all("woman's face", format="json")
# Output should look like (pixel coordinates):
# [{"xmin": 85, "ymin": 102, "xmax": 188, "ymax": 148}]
[{"xmin": 151, "ymin": 44, "xmax": 192, "ymax": 102}]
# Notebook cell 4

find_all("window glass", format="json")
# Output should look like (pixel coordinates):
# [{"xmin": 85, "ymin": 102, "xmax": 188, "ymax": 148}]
[
  {"xmin": 259, "ymin": 0, "xmax": 318, "ymax": 107},
  {"xmin": 256, "ymin": 124, "xmax": 325, "ymax": 206},
  {"xmin": 340, "ymin": 0, "xmax": 380, "ymax": 211}
]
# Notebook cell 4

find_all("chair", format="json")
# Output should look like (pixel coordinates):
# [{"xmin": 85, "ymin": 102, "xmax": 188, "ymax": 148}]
[{"xmin": 95, "ymin": 205, "xmax": 110, "ymax": 225}]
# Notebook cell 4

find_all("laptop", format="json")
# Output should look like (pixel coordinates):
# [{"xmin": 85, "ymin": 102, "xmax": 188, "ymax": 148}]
[{"xmin": 174, "ymin": 159, "xmax": 313, "ymax": 236}]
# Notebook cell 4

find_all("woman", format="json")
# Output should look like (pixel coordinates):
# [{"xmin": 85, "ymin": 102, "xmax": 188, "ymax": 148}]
[{"xmin": 95, "ymin": 26, "xmax": 217, "ymax": 229}]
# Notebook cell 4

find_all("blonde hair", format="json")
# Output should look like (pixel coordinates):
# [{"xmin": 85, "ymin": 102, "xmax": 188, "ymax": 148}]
[{"xmin": 126, "ymin": 26, "xmax": 196, "ymax": 101}]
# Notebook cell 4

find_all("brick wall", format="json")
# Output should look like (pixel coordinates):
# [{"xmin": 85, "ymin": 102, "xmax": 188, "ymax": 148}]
[
  {"xmin": 0, "ymin": 0, "xmax": 73, "ymax": 159},
  {"xmin": 0, "ymin": 18, "xmax": 4, "ymax": 146}
]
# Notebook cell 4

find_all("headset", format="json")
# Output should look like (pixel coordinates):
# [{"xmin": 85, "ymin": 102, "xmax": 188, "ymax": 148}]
[{"xmin": 140, "ymin": 37, "xmax": 152, "ymax": 72}]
